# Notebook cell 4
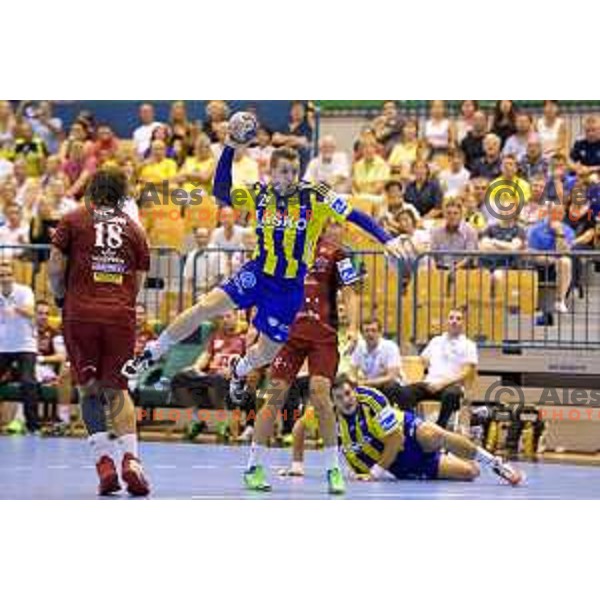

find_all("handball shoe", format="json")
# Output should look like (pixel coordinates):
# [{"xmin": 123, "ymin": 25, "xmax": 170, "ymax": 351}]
[
  {"xmin": 96, "ymin": 456, "xmax": 121, "ymax": 496},
  {"xmin": 122, "ymin": 453, "xmax": 150, "ymax": 497}
]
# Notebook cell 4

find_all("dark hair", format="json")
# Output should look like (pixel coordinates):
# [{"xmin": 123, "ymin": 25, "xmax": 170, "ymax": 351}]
[
  {"xmin": 270, "ymin": 146, "xmax": 300, "ymax": 169},
  {"xmin": 384, "ymin": 179, "xmax": 403, "ymax": 194},
  {"xmin": 36, "ymin": 298, "xmax": 50, "ymax": 308},
  {"xmin": 492, "ymin": 100, "xmax": 516, "ymax": 126},
  {"xmin": 363, "ymin": 317, "xmax": 382, "ymax": 330},
  {"xmin": 332, "ymin": 373, "xmax": 356, "ymax": 391},
  {"xmin": 86, "ymin": 167, "xmax": 127, "ymax": 208},
  {"xmin": 399, "ymin": 209, "xmax": 417, "ymax": 227},
  {"xmin": 461, "ymin": 100, "xmax": 480, "ymax": 113}
]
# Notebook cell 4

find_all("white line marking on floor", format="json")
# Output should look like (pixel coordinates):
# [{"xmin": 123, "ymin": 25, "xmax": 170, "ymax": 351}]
[
  {"xmin": 191, "ymin": 465, "xmax": 218, "ymax": 469},
  {"xmin": 154, "ymin": 464, "xmax": 177, "ymax": 469},
  {"xmin": 47, "ymin": 465, "xmax": 69, "ymax": 469}
]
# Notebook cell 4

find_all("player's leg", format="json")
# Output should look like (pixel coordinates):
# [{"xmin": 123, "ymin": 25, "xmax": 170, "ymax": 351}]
[
  {"xmin": 63, "ymin": 321, "xmax": 121, "ymax": 495},
  {"xmin": 16, "ymin": 352, "xmax": 41, "ymax": 433},
  {"xmin": 244, "ymin": 338, "xmax": 304, "ymax": 491},
  {"xmin": 55, "ymin": 363, "xmax": 72, "ymax": 433},
  {"xmin": 416, "ymin": 420, "xmax": 524, "ymax": 485},
  {"xmin": 102, "ymin": 322, "xmax": 150, "ymax": 496},
  {"xmin": 307, "ymin": 338, "xmax": 345, "ymax": 493}
]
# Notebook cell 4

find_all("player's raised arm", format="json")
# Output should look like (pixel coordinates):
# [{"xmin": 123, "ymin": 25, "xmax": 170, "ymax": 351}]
[{"xmin": 213, "ymin": 144, "xmax": 235, "ymax": 206}]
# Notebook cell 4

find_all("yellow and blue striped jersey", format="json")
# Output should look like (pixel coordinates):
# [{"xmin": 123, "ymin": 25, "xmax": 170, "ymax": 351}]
[
  {"xmin": 244, "ymin": 181, "xmax": 352, "ymax": 280},
  {"xmin": 338, "ymin": 386, "xmax": 404, "ymax": 474}
]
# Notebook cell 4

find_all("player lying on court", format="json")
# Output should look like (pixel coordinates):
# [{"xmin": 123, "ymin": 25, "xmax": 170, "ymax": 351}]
[
  {"xmin": 49, "ymin": 167, "xmax": 151, "ymax": 496},
  {"xmin": 280, "ymin": 375, "xmax": 524, "ymax": 485},
  {"xmin": 242, "ymin": 220, "xmax": 362, "ymax": 494},
  {"xmin": 124, "ymin": 113, "xmax": 409, "ymax": 461}
]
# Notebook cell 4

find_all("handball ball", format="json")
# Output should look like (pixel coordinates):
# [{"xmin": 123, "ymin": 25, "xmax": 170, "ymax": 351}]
[{"xmin": 229, "ymin": 111, "xmax": 258, "ymax": 144}]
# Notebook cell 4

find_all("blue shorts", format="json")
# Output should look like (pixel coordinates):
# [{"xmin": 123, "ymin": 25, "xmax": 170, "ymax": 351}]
[
  {"xmin": 388, "ymin": 412, "xmax": 441, "ymax": 480},
  {"xmin": 220, "ymin": 260, "xmax": 305, "ymax": 343}
]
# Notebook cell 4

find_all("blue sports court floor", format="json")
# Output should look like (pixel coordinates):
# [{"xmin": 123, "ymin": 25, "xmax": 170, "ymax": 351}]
[{"xmin": 0, "ymin": 436, "xmax": 599, "ymax": 500}]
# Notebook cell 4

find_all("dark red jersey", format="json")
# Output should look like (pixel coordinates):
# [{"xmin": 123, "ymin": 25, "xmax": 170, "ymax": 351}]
[
  {"xmin": 52, "ymin": 207, "xmax": 150, "ymax": 325},
  {"xmin": 291, "ymin": 238, "xmax": 360, "ymax": 339}
]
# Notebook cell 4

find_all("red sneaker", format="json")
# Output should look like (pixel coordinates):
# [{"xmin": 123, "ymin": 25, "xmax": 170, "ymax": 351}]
[
  {"xmin": 121, "ymin": 453, "xmax": 150, "ymax": 497},
  {"xmin": 96, "ymin": 456, "xmax": 121, "ymax": 496}
]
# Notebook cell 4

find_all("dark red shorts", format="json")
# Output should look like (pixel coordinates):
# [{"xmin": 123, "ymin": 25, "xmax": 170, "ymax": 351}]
[
  {"xmin": 270, "ymin": 332, "xmax": 339, "ymax": 384},
  {"xmin": 63, "ymin": 320, "xmax": 135, "ymax": 390}
]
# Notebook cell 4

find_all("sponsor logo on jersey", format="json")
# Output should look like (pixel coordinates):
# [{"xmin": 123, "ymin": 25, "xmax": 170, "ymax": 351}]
[{"xmin": 378, "ymin": 406, "xmax": 398, "ymax": 432}]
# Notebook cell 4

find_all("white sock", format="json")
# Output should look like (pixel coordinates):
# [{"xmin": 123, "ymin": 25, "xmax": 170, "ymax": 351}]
[
  {"xmin": 118, "ymin": 433, "xmax": 139, "ymax": 458},
  {"xmin": 57, "ymin": 405, "xmax": 70, "ymax": 424},
  {"xmin": 324, "ymin": 446, "xmax": 340, "ymax": 470},
  {"xmin": 14, "ymin": 403, "xmax": 24, "ymax": 421},
  {"xmin": 234, "ymin": 356, "xmax": 254, "ymax": 378},
  {"xmin": 474, "ymin": 447, "xmax": 497, "ymax": 467},
  {"xmin": 247, "ymin": 441, "xmax": 264, "ymax": 469},
  {"xmin": 89, "ymin": 432, "xmax": 114, "ymax": 463}
]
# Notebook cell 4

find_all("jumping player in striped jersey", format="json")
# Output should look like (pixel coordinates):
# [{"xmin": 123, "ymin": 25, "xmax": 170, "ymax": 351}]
[{"xmin": 126, "ymin": 125, "xmax": 409, "ymax": 486}]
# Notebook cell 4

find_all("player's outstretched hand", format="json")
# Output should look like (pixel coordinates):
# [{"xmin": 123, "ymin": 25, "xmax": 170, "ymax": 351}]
[{"xmin": 385, "ymin": 235, "xmax": 415, "ymax": 262}]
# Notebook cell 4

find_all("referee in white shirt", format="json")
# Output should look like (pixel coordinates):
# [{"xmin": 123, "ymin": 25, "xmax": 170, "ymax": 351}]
[
  {"xmin": 395, "ymin": 308, "xmax": 478, "ymax": 428},
  {"xmin": 0, "ymin": 260, "xmax": 40, "ymax": 432}
]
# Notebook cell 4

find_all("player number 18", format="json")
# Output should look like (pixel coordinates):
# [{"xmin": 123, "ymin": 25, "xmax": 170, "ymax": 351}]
[{"xmin": 94, "ymin": 222, "xmax": 124, "ymax": 249}]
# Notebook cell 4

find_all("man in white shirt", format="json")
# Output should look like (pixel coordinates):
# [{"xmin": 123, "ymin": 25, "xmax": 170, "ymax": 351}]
[
  {"xmin": 395, "ymin": 309, "xmax": 478, "ymax": 428},
  {"xmin": 0, "ymin": 204, "xmax": 29, "ymax": 257},
  {"xmin": 439, "ymin": 148, "xmax": 471, "ymax": 197},
  {"xmin": 132, "ymin": 103, "xmax": 161, "ymax": 157},
  {"xmin": 0, "ymin": 260, "xmax": 40, "ymax": 433},
  {"xmin": 350, "ymin": 318, "xmax": 405, "ymax": 405},
  {"xmin": 183, "ymin": 227, "xmax": 223, "ymax": 296},
  {"xmin": 303, "ymin": 135, "xmax": 350, "ymax": 193}
]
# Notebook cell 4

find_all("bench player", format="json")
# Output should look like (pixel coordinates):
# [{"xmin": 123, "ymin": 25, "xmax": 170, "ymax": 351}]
[
  {"xmin": 244, "ymin": 220, "xmax": 361, "ymax": 494},
  {"xmin": 49, "ymin": 167, "xmax": 151, "ymax": 496}
]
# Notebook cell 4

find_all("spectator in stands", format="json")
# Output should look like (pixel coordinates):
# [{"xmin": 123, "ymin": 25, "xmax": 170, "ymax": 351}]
[
  {"xmin": 397, "ymin": 209, "xmax": 431, "ymax": 252},
  {"xmin": 352, "ymin": 137, "xmax": 391, "ymax": 195},
  {"xmin": 133, "ymin": 103, "xmax": 161, "ymax": 157},
  {"xmin": 176, "ymin": 133, "xmax": 215, "ymax": 197},
  {"xmin": 202, "ymin": 101, "xmax": 230, "ymax": 143},
  {"xmin": 0, "ymin": 152, "xmax": 14, "ymax": 180},
  {"xmin": 536, "ymin": 101, "xmax": 567, "ymax": 159},
  {"xmin": 26, "ymin": 101, "xmax": 63, "ymax": 155},
  {"xmin": 503, "ymin": 113, "xmax": 533, "ymax": 162},
  {"xmin": 491, "ymin": 100, "xmax": 517, "ymax": 148},
  {"xmin": 34, "ymin": 298, "xmax": 70, "ymax": 434},
  {"xmin": 303, "ymin": 134, "xmax": 350, "ymax": 193},
  {"xmin": 439, "ymin": 148, "xmax": 470, "ymax": 197},
  {"xmin": 388, "ymin": 119, "xmax": 427, "ymax": 180},
  {"xmin": 430, "ymin": 197, "xmax": 478, "ymax": 267},
  {"xmin": 519, "ymin": 135, "xmax": 549, "ymax": 180},
  {"xmin": 350, "ymin": 318, "xmax": 406, "ymax": 407},
  {"xmin": 169, "ymin": 101, "xmax": 192, "ymax": 148},
  {"xmin": 12, "ymin": 157, "xmax": 34, "ymax": 205},
  {"xmin": 210, "ymin": 121, "xmax": 229, "ymax": 162},
  {"xmin": 0, "ymin": 179, "xmax": 18, "ymax": 218},
  {"xmin": 479, "ymin": 197, "xmax": 526, "ymax": 287},
  {"xmin": 371, "ymin": 101, "xmax": 405, "ymax": 154},
  {"xmin": 520, "ymin": 174, "xmax": 550, "ymax": 227},
  {"xmin": 564, "ymin": 184, "xmax": 597, "ymax": 295},
  {"xmin": 570, "ymin": 115, "xmax": 600, "ymax": 176},
  {"xmin": 0, "ymin": 101, "xmax": 16, "ymax": 149},
  {"xmin": 40, "ymin": 154, "xmax": 62, "ymax": 189},
  {"xmin": 12, "ymin": 121, "xmax": 47, "ymax": 177},
  {"xmin": 488, "ymin": 154, "xmax": 532, "ymax": 214},
  {"xmin": 395, "ymin": 308, "xmax": 478, "ymax": 429},
  {"xmin": 470, "ymin": 133, "xmax": 502, "ymax": 180},
  {"xmin": 0, "ymin": 204, "xmax": 29, "ymax": 256},
  {"xmin": 378, "ymin": 180, "xmax": 420, "ymax": 235},
  {"xmin": 183, "ymin": 226, "xmax": 222, "ymax": 294},
  {"xmin": 424, "ymin": 100, "xmax": 455, "ymax": 158},
  {"xmin": 91, "ymin": 124, "xmax": 119, "ymax": 162},
  {"xmin": 232, "ymin": 147, "xmax": 259, "ymax": 189},
  {"xmin": 144, "ymin": 124, "xmax": 176, "ymax": 160},
  {"xmin": 171, "ymin": 310, "xmax": 258, "ymax": 441},
  {"xmin": 58, "ymin": 120, "xmax": 93, "ymax": 160},
  {"xmin": 273, "ymin": 101, "xmax": 314, "ymax": 172},
  {"xmin": 463, "ymin": 186, "xmax": 488, "ymax": 232},
  {"xmin": 248, "ymin": 126, "xmax": 275, "ymax": 183},
  {"xmin": 404, "ymin": 159, "xmax": 443, "ymax": 218},
  {"xmin": 527, "ymin": 203, "xmax": 575, "ymax": 315},
  {"xmin": 456, "ymin": 100, "xmax": 480, "ymax": 144},
  {"xmin": 139, "ymin": 139, "xmax": 178, "ymax": 187},
  {"xmin": 460, "ymin": 110, "xmax": 488, "ymax": 172},
  {"xmin": 210, "ymin": 205, "xmax": 248, "ymax": 255},
  {"xmin": 0, "ymin": 260, "xmax": 40, "ymax": 434},
  {"xmin": 61, "ymin": 139, "xmax": 96, "ymax": 199}
]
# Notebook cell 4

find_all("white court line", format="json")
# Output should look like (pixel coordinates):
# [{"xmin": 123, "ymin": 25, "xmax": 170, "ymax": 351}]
[
  {"xmin": 47, "ymin": 464, "xmax": 69, "ymax": 469},
  {"xmin": 191, "ymin": 465, "xmax": 218, "ymax": 469},
  {"xmin": 153, "ymin": 464, "xmax": 177, "ymax": 469}
]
